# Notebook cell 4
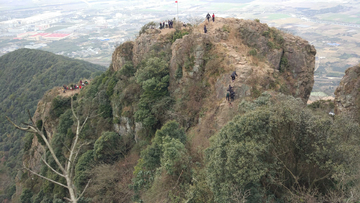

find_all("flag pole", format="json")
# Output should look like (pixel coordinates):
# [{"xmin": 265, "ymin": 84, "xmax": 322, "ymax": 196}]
[{"xmin": 177, "ymin": 1, "xmax": 179, "ymax": 22}]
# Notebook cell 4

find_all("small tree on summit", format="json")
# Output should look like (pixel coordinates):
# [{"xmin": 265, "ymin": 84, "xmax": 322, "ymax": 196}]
[{"xmin": 7, "ymin": 97, "xmax": 100, "ymax": 203}]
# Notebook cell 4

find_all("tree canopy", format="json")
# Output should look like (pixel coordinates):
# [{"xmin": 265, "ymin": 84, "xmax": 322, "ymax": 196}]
[{"xmin": 206, "ymin": 93, "xmax": 360, "ymax": 202}]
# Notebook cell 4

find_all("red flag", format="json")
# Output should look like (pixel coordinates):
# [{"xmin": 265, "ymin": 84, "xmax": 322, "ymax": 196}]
[{"xmin": 175, "ymin": 1, "xmax": 178, "ymax": 3}]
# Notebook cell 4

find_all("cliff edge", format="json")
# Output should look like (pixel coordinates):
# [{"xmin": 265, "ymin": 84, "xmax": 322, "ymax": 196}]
[{"xmin": 334, "ymin": 63, "xmax": 360, "ymax": 121}]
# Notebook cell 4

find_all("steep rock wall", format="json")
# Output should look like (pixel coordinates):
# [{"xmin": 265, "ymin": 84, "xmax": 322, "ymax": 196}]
[
  {"xmin": 237, "ymin": 19, "xmax": 316, "ymax": 102},
  {"xmin": 334, "ymin": 64, "xmax": 360, "ymax": 121}
]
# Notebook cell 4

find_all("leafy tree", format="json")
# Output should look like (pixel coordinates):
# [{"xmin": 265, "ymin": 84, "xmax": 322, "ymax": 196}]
[
  {"xmin": 139, "ymin": 21, "xmax": 156, "ymax": 35},
  {"xmin": 206, "ymin": 92, "xmax": 360, "ymax": 202},
  {"xmin": 135, "ymin": 57, "xmax": 172, "ymax": 127},
  {"xmin": 94, "ymin": 131, "xmax": 122, "ymax": 163},
  {"xmin": 74, "ymin": 150, "xmax": 95, "ymax": 190},
  {"xmin": 119, "ymin": 62, "xmax": 136, "ymax": 78},
  {"xmin": 132, "ymin": 121, "xmax": 186, "ymax": 198},
  {"xmin": 20, "ymin": 189, "xmax": 33, "ymax": 203},
  {"xmin": 161, "ymin": 136, "xmax": 186, "ymax": 175}
]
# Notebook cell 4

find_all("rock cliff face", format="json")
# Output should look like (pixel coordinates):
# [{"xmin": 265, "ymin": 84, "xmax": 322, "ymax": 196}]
[
  {"xmin": 334, "ymin": 64, "xmax": 360, "ymax": 121},
  {"xmin": 237, "ymin": 19, "xmax": 316, "ymax": 102}
]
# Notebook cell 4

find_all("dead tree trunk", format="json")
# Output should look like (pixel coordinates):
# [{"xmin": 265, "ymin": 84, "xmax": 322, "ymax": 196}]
[{"xmin": 7, "ymin": 98, "xmax": 93, "ymax": 203}]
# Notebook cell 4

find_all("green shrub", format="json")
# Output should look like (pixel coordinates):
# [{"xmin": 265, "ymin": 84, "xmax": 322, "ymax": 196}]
[
  {"xmin": 171, "ymin": 30, "xmax": 189, "ymax": 43},
  {"xmin": 94, "ymin": 131, "xmax": 122, "ymax": 163},
  {"xmin": 139, "ymin": 21, "xmax": 156, "ymax": 35},
  {"xmin": 267, "ymin": 41, "xmax": 275, "ymax": 49},
  {"xmin": 119, "ymin": 62, "xmax": 135, "ymax": 77},
  {"xmin": 50, "ymin": 96, "xmax": 71, "ymax": 118},
  {"xmin": 20, "ymin": 188, "xmax": 33, "ymax": 203},
  {"xmin": 131, "ymin": 121, "xmax": 186, "ymax": 195},
  {"xmin": 248, "ymin": 48, "xmax": 257, "ymax": 56},
  {"xmin": 184, "ymin": 56, "xmax": 195, "ymax": 71},
  {"xmin": 254, "ymin": 19, "xmax": 260, "ymax": 23},
  {"xmin": 280, "ymin": 56, "xmax": 288, "ymax": 73},
  {"xmin": 275, "ymin": 35, "xmax": 284, "ymax": 44},
  {"xmin": 74, "ymin": 150, "xmax": 95, "ymax": 189},
  {"xmin": 175, "ymin": 65, "xmax": 183, "ymax": 79},
  {"xmin": 23, "ymin": 133, "xmax": 34, "ymax": 152},
  {"xmin": 99, "ymin": 102, "xmax": 112, "ymax": 118},
  {"xmin": 57, "ymin": 109, "xmax": 73, "ymax": 134},
  {"xmin": 207, "ymin": 93, "xmax": 360, "ymax": 202},
  {"xmin": 262, "ymin": 30, "xmax": 270, "ymax": 37},
  {"xmin": 161, "ymin": 136, "xmax": 186, "ymax": 175},
  {"xmin": 222, "ymin": 25, "xmax": 230, "ymax": 33},
  {"xmin": 135, "ymin": 57, "xmax": 171, "ymax": 128}
]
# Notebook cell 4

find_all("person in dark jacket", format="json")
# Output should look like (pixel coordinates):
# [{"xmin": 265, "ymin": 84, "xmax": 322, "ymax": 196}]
[
  {"xmin": 204, "ymin": 25, "xmax": 207, "ymax": 33},
  {"xmin": 230, "ymin": 91, "xmax": 235, "ymax": 101},
  {"xmin": 206, "ymin": 13, "xmax": 211, "ymax": 22},
  {"xmin": 231, "ymin": 71, "xmax": 238, "ymax": 82}
]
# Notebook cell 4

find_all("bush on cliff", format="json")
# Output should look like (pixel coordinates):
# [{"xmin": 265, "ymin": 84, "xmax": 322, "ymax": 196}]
[{"xmin": 207, "ymin": 93, "xmax": 360, "ymax": 202}]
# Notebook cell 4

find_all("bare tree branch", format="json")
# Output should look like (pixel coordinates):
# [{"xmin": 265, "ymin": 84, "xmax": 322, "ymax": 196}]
[
  {"xmin": 6, "ymin": 116, "xmax": 35, "ymax": 132},
  {"xmin": 24, "ymin": 164, "xmax": 68, "ymax": 189},
  {"xmin": 40, "ymin": 157, "xmax": 65, "ymax": 178},
  {"xmin": 27, "ymin": 109, "xmax": 36, "ymax": 126},
  {"xmin": 77, "ymin": 179, "xmax": 91, "ymax": 201},
  {"xmin": 70, "ymin": 142, "xmax": 91, "ymax": 177},
  {"xmin": 9, "ymin": 98, "xmax": 94, "ymax": 203},
  {"xmin": 71, "ymin": 97, "xmax": 79, "ymax": 121},
  {"xmin": 64, "ymin": 197, "xmax": 71, "ymax": 202}
]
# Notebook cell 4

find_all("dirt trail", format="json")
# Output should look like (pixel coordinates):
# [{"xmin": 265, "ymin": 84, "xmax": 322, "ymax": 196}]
[{"xmin": 59, "ymin": 88, "xmax": 81, "ymax": 97}]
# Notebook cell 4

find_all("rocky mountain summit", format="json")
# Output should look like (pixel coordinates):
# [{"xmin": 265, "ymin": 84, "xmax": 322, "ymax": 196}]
[
  {"xmin": 111, "ymin": 17, "xmax": 316, "ymax": 138},
  {"xmin": 335, "ymin": 63, "xmax": 360, "ymax": 121}
]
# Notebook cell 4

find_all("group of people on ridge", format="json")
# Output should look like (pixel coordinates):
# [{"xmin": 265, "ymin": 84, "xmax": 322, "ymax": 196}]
[
  {"xmin": 226, "ymin": 71, "xmax": 238, "ymax": 107},
  {"xmin": 204, "ymin": 13, "xmax": 215, "ymax": 33},
  {"xmin": 160, "ymin": 20, "xmax": 174, "ymax": 29},
  {"xmin": 63, "ymin": 80, "xmax": 88, "ymax": 93}
]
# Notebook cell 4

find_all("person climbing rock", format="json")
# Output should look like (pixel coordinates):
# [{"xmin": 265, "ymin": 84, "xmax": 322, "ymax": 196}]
[
  {"xmin": 231, "ymin": 71, "xmax": 238, "ymax": 82},
  {"xmin": 204, "ymin": 25, "xmax": 207, "ymax": 33},
  {"xmin": 226, "ymin": 92, "xmax": 232, "ymax": 107},
  {"xmin": 227, "ymin": 84, "xmax": 233, "ymax": 92},
  {"xmin": 212, "ymin": 13, "xmax": 215, "ymax": 22},
  {"xmin": 206, "ymin": 13, "xmax": 211, "ymax": 22},
  {"xmin": 230, "ymin": 91, "xmax": 235, "ymax": 101}
]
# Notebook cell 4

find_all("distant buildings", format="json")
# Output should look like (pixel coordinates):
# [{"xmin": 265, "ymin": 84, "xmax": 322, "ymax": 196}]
[{"xmin": 27, "ymin": 33, "xmax": 72, "ymax": 40}]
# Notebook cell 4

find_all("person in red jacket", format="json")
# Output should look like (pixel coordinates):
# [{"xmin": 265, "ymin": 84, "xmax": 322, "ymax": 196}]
[{"xmin": 212, "ymin": 13, "xmax": 215, "ymax": 22}]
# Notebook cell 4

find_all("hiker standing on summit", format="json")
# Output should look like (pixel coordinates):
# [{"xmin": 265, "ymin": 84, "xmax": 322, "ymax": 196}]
[
  {"xmin": 206, "ymin": 13, "xmax": 211, "ymax": 22},
  {"xmin": 212, "ymin": 13, "xmax": 215, "ymax": 22}
]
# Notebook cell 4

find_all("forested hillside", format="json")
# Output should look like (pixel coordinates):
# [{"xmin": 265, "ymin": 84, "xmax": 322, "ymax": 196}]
[
  {"xmin": 11, "ymin": 18, "xmax": 360, "ymax": 203},
  {"xmin": 0, "ymin": 48, "xmax": 106, "ymax": 202}
]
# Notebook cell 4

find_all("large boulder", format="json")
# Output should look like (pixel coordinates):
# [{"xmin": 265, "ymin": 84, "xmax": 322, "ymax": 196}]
[{"xmin": 334, "ymin": 64, "xmax": 360, "ymax": 121}]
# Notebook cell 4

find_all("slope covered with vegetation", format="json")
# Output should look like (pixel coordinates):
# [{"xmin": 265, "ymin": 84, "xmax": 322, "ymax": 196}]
[
  {"xmin": 0, "ymin": 48, "xmax": 105, "ymax": 202},
  {"xmin": 12, "ymin": 19, "xmax": 360, "ymax": 203}
]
